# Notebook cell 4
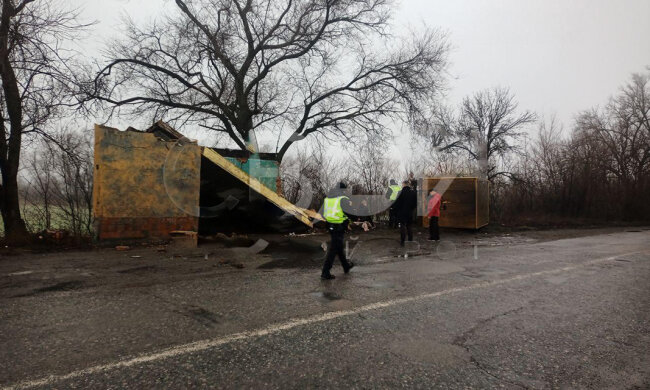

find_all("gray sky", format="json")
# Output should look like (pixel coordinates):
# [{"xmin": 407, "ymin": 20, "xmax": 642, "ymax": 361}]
[
  {"xmin": 397, "ymin": 0, "xmax": 650, "ymax": 128},
  {"xmin": 73, "ymin": 0, "xmax": 650, "ymax": 133}
]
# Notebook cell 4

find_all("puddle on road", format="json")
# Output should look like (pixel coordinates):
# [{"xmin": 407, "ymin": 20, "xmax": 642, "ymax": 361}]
[
  {"xmin": 12, "ymin": 280, "xmax": 85, "ymax": 298},
  {"xmin": 117, "ymin": 265, "xmax": 157, "ymax": 274},
  {"xmin": 365, "ymin": 281, "xmax": 397, "ymax": 289},
  {"xmin": 309, "ymin": 291, "xmax": 342, "ymax": 301},
  {"xmin": 187, "ymin": 307, "xmax": 221, "ymax": 325},
  {"xmin": 308, "ymin": 291, "xmax": 354, "ymax": 309},
  {"xmin": 258, "ymin": 255, "xmax": 323, "ymax": 270},
  {"xmin": 460, "ymin": 272, "xmax": 482, "ymax": 279},
  {"xmin": 391, "ymin": 253, "xmax": 429, "ymax": 259}
]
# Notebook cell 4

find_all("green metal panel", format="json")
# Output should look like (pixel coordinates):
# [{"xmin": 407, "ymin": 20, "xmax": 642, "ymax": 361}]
[{"xmin": 225, "ymin": 156, "xmax": 279, "ymax": 192}]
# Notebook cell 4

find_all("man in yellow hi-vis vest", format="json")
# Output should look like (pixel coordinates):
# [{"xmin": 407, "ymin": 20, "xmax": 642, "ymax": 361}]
[
  {"xmin": 385, "ymin": 179, "xmax": 402, "ymax": 228},
  {"xmin": 321, "ymin": 182, "xmax": 354, "ymax": 280}
]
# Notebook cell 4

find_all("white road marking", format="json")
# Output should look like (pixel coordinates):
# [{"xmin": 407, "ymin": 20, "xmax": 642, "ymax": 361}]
[{"xmin": 5, "ymin": 250, "xmax": 648, "ymax": 390}]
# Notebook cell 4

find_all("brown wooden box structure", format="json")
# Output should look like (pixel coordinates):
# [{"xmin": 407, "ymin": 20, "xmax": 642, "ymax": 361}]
[
  {"xmin": 419, "ymin": 177, "xmax": 489, "ymax": 229},
  {"xmin": 92, "ymin": 122, "xmax": 317, "ymax": 242}
]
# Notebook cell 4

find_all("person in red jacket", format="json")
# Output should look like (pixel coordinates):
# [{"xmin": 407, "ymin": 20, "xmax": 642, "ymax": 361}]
[{"xmin": 427, "ymin": 189, "xmax": 442, "ymax": 241}]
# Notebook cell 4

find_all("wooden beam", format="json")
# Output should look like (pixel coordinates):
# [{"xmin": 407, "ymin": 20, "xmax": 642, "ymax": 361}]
[{"xmin": 202, "ymin": 147, "xmax": 315, "ymax": 227}]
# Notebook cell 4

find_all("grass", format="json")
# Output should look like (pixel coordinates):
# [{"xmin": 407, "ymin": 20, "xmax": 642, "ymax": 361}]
[{"xmin": 0, "ymin": 204, "xmax": 93, "ymax": 237}]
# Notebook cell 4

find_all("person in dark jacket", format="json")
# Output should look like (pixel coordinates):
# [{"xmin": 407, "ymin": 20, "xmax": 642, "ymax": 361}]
[
  {"xmin": 392, "ymin": 180, "xmax": 417, "ymax": 246},
  {"xmin": 321, "ymin": 182, "xmax": 355, "ymax": 279}
]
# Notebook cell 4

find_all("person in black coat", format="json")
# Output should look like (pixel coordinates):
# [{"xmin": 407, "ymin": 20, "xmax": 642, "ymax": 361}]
[{"xmin": 392, "ymin": 180, "xmax": 417, "ymax": 246}]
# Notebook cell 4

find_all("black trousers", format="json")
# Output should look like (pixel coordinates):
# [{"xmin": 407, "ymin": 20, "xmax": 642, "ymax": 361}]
[
  {"xmin": 429, "ymin": 216, "xmax": 439, "ymax": 240},
  {"xmin": 323, "ymin": 223, "xmax": 351, "ymax": 276},
  {"xmin": 399, "ymin": 219, "xmax": 413, "ymax": 244},
  {"xmin": 388, "ymin": 207, "xmax": 397, "ymax": 228}
]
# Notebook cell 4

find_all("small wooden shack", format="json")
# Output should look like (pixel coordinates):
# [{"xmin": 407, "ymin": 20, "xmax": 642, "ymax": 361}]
[{"xmin": 419, "ymin": 177, "xmax": 489, "ymax": 230}]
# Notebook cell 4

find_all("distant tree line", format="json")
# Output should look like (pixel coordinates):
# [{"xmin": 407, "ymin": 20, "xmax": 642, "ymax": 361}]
[
  {"xmin": 1, "ymin": 0, "xmax": 449, "ymax": 241},
  {"xmin": 1, "ymin": 0, "xmax": 88, "ymax": 241},
  {"xmin": 496, "ymin": 71, "xmax": 650, "ymax": 223},
  {"xmin": 283, "ymin": 71, "xmax": 650, "ymax": 225},
  {"xmin": 1, "ymin": 0, "xmax": 648, "ymax": 242}
]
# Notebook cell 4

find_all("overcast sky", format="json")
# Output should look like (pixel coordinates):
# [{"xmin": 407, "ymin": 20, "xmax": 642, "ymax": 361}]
[{"xmin": 72, "ymin": 0, "xmax": 650, "ymax": 134}]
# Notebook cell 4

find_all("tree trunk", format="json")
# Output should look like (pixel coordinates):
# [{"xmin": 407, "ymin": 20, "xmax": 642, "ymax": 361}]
[
  {"xmin": 0, "ymin": 168, "xmax": 27, "ymax": 240},
  {"xmin": 0, "ymin": 1, "xmax": 28, "ymax": 241}
]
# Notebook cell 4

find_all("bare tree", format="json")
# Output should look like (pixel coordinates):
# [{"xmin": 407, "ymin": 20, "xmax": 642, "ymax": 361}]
[
  {"xmin": 420, "ymin": 87, "xmax": 536, "ymax": 181},
  {"xmin": 87, "ymin": 0, "xmax": 448, "ymax": 161},
  {"xmin": 577, "ymin": 73, "xmax": 650, "ymax": 184},
  {"xmin": 21, "ymin": 145, "xmax": 55, "ymax": 231},
  {"xmin": 20, "ymin": 128, "xmax": 94, "ymax": 236},
  {"xmin": 348, "ymin": 135, "xmax": 397, "ymax": 195},
  {"xmin": 575, "ymin": 71, "xmax": 650, "ymax": 218},
  {"xmin": 280, "ymin": 138, "xmax": 349, "ymax": 210},
  {"xmin": 0, "ymin": 0, "xmax": 88, "ymax": 240},
  {"xmin": 490, "ymin": 70, "xmax": 650, "ymax": 223},
  {"xmin": 404, "ymin": 138, "xmax": 475, "ymax": 179}
]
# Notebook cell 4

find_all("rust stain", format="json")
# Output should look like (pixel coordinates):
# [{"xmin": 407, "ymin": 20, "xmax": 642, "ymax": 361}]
[{"xmin": 93, "ymin": 125, "xmax": 200, "ymax": 240}]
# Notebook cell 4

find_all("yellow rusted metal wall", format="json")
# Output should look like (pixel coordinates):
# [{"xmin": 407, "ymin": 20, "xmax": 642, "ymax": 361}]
[{"xmin": 93, "ymin": 125, "xmax": 201, "ymax": 240}]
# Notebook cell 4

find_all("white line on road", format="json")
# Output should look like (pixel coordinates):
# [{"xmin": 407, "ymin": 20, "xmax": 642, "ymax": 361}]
[{"xmin": 5, "ymin": 250, "xmax": 648, "ymax": 390}]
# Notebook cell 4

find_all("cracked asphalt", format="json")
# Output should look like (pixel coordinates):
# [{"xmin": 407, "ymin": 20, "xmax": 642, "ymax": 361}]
[{"xmin": 1, "ymin": 228, "xmax": 649, "ymax": 389}]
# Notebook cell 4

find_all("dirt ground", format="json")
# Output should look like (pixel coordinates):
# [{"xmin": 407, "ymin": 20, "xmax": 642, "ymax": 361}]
[{"xmin": 1, "ymin": 224, "xmax": 648, "ymax": 300}]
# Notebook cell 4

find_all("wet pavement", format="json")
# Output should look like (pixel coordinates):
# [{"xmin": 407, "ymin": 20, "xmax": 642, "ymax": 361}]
[{"xmin": 1, "ymin": 227, "xmax": 649, "ymax": 389}]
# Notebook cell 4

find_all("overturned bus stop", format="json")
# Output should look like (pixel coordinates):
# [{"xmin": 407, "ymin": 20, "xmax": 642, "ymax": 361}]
[
  {"xmin": 92, "ymin": 121, "xmax": 319, "ymax": 242},
  {"xmin": 419, "ymin": 176, "xmax": 489, "ymax": 230}
]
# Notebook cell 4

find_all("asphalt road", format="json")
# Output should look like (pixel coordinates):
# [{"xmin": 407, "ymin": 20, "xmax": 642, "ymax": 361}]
[{"xmin": 2, "ymin": 229, "xmax": 650, "ymax": 389}]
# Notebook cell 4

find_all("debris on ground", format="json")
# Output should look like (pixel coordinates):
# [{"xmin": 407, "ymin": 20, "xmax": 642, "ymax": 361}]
[
  {"xmin": 217, "ymin": 258, "xmax": 244, "ymax": 269},
  {"xmin": 286, "ymin": 232, "xmax": 320, "ymax": 237},
  {"xmin": 201, "ymin": 233, "xmax": 256, "ymax": 248},
  {"xmin": 170, "ymin": 231, "xmax": 198, "ymax": 249},
  {"xmin": 245, "ymin": 239, "xmax": 269, "ymax": 254},
  {"xmin": 115, "ymin": 246, "xmax": 130, "ymax": 251},
  {"xmin": 38, "ymin": 229, "xmax": 69, "ymax": 241},
  {"xmin": 351, "ymin": 222, "xmax": 373, "ymax": 232}
]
